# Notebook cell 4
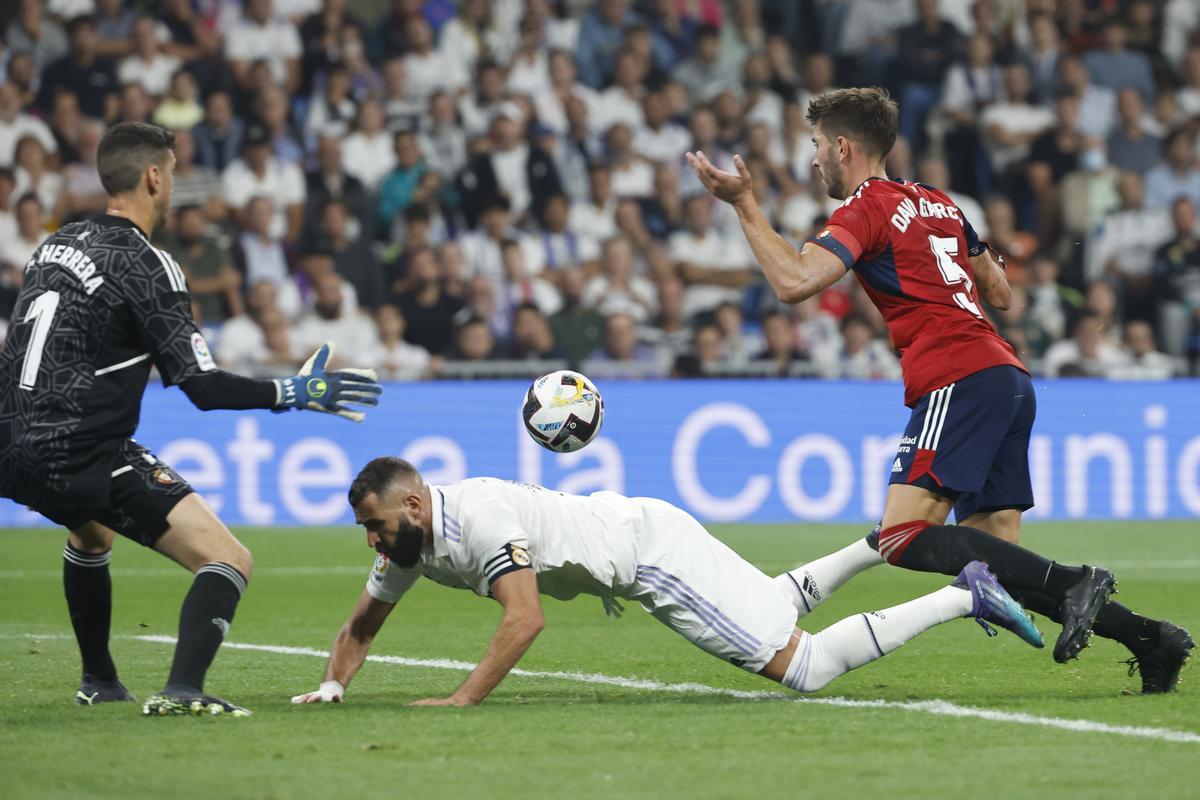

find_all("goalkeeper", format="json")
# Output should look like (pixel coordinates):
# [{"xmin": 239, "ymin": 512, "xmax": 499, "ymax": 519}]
[{"xmin": 0, "ymin": 122, "xmax": 382, "ymax": 718}]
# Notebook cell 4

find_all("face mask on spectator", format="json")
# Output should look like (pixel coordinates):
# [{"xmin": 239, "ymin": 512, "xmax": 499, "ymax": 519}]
[{"xmin": 1080, "ymin": 148, "xmax": 1107, "ymax": 172}]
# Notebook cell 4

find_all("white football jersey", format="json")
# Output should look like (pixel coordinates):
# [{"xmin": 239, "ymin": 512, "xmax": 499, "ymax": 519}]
[{"xmin": 366, "ymin": 478, "xmax": 643, "ymax": 604}]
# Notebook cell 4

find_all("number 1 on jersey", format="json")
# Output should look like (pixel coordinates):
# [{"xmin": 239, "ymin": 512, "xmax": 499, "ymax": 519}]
[
  {"xmin": 928, "ymin": 236, "xmax": 983, "ymax": 319},
  {"xmin": 20, "ymin": 290, "xmax": 61, "ymax": 390}
]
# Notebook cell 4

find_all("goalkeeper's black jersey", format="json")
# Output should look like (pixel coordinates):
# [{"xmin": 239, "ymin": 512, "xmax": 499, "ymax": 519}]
[{"xmin": 0, "ymin": 214, "xmax": 216, "ymax": 507}]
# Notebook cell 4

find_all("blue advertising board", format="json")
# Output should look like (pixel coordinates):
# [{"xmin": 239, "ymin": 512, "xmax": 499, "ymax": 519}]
[{"xmin": 3, "ymin": 379, "xmax": 1199, "ymax": 526}]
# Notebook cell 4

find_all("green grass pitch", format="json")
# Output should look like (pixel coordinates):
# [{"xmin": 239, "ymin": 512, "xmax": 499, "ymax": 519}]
[{"xmin": 1, "ymin": 522, "xmax": 1198, "ymax": 800}]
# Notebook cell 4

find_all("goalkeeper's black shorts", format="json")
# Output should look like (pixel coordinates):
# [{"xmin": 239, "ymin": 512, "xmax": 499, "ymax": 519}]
[{"xmin": 1, "ymin": 438, "xmax": 193, "ymax": 545}]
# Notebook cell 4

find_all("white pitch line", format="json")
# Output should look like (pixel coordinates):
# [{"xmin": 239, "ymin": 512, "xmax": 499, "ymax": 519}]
[
  {"xmin": 113, "ymin": 634, "xmax": 1200, "ymax": 745},
  {"xmin": 0, "ymin": 566, "xmax": 367, "ymax": 579}
]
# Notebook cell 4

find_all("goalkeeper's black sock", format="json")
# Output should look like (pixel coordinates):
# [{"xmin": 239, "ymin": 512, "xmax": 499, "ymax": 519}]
[
  {"xmin": 881, "ymin": 523, "xmax": 1084, "ymax": 594},
  {"xmin": 165, "ymin": 563, "xmax": 246, "ymax": 693},
  {"xmin": 63, "ymin": 543, "xmax": 117, "ymax": 681}
]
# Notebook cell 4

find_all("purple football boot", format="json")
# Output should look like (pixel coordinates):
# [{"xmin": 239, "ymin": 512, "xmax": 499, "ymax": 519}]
[{"xmin": 952, "ymin": 560, "xmax": 1045, "ymax": 648}]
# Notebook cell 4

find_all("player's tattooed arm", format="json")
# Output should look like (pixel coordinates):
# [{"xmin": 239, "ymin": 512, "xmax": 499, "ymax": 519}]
[
  {"xmin": 970, "ymin": 250, "xmax": 1012, "ymax": 310},
  {"xmin": 292, "ymin": 588, "xmax": 396, "ymax": 704},
  {"xmin": 685, "ymin": 151, "xmax": 845, "ymax": 303},
  {"xmin": 411, "ymin": 569, "xmax": 544, "ymax": 707}
]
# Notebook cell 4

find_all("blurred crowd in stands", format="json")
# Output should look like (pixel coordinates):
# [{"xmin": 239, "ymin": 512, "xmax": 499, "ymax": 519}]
[{"xmin": 1, "ymin": 0, "xmax": 1199, "ymax": 381}]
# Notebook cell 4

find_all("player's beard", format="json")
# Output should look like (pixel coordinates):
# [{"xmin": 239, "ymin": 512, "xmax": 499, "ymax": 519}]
[
  {"xmin": 151, "ymin": 192, "xmax": 170, "ymax": 235},
  {"xmin": 379, "ymin": 519, "xmax": 425, "ymax": 568},
  {"xmin": 819, "ymin": 155, "xmax": 847, "ymax": 201}
]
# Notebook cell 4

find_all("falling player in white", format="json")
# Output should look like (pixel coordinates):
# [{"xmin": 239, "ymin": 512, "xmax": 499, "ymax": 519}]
[{"xmin": 292, "ymin": 458, "xmax": 1042, "ymax": 706}]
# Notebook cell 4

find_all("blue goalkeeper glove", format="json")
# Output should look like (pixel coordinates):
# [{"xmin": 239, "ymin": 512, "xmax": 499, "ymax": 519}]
[{"xmin": 274, "ymin": 342, "xmax": 382, "ymax": 423}]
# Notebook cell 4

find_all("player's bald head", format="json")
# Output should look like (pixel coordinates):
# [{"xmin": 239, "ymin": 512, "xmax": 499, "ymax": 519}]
[
  {"xmin": 348, "ymin": 457, "xmax": 424, "ymax": 509},
  {"xmin": 806, "ymin": 87, "xmax": 898, "ymax": 161}
]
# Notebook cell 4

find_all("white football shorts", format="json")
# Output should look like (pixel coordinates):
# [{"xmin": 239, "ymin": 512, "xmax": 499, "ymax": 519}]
[{"xmin": 624, "ymin": 497, "xmax": 798, "ymax": 673}]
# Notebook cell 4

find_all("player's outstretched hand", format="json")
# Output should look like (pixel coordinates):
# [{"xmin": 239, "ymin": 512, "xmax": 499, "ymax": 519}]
[
  {"xmin": 291, "ymin": 681, "xmax": 345, "ymax": 704},
  {"xmin": 275, "ymin": 341, "xmax": 383, "ymax": 423},
  {"xmin": 685, "ymin": 151, "xmax": 753, "ymax": 207}
]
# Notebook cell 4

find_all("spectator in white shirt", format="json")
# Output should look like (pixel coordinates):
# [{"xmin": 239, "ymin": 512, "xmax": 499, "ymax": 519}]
[
  {"xmin": 117, "ymin": 17, "xmax": 180, "ymax": 98},
  {"xmin": 216, "ymin": 280, "xmax": 299, "ymax": 373},
  {"xmin": 981, "ymin": 63, "xmax": 1056, "ymax": 174},
  {"xmin": 635, "ymin": 89, "xmax": 691, "ymax": 165},
  {"xmin": 670, "ymin": 194, "xmax": 756, "ymax": 318},
  {"xmin": 833, "ymin": 314, "xmax": 902, "ymax": 380},
  {"xmin": 506, "ymin": 12, "xmax": 551, "ymax": 99},
  {"xmin": 583, "ymin": 237, "xmax": 657, "ymax": 323},
  {"xmin": 0, "ymin": 169, "xmax": 18, "ymax": 250},
  {"xmin": 379, "ymin": 56, "xmax": 422, "ymax": 133},
  {"xmin": 235, "ymin": 195, "xmax": 294, "ymax": 295},
  {"xmin": 1085, "ymin": 171, "xmax": 1171, "ymax": 282},
  {"xmin": 419, "ymin": 91, "xmax": 468, "ymax": 182},
  {"xmin": 791, "ymin": 295, "xmax": 842, "ymax": 368},
  {"xmin": 403, "ymin": 16, "xmax": 467, "ymax": 108},
  {"xmin": 0, "ymin": 81, "xmax": 56, "ymax": 168},
  {"xmin": 12, "ymin": 135, "xmax": 62, "ymax": 218},
  {"xmin": 1056, "ymin": 55, "xmax": 1116, "ymax": 141},
  {"xmin": 458, "ymin": 59, "xmax": 508, "ymax": 138},
  {"xmin": 939, "ymin": 33, "xmax": 1003, "ymax": 130},
  {"xmin": 742, "ymin": 52, "xmax": 785, "ymax": 135},
  {"xmin": 1106, "ymin": 320, "xmax": 1177, "ymax": 380},
  {"xmin": 341, "ymin": 99, "xmax": 395, "ymax": 192},
  {"xmin": 372, "ymin": 304, "xmax": 433, "ymax": 381},
  {"xmin": 593, "ymin": 48, "xmax": 646, "ymax": 136},
  {"xmin": 0, "ymin": 192, "xmax": 47, "ymax": 282},
  {"xmin": 304, "ymin": 64, "xmax": 358, "ymax": 143},
  {"xmin": 534, "ymin": 49, "xmax": 599, "ymax": 136},
  {"xmin": 224, "ymin": 0, "xmax": 302, "ymax": 93},
  {"xmin": 221, "ymin": 124, "xmax": 306, "ymax": 242},
  {"xmin": 713, "ymin": 301, "xmax": 762, "ymax": 366},
  {"xmin": 1176, "ymin": 46, "xmax": 1200, "ymax": 119},
  {"xmin": 606, "ymin": 122, "xmax": 655, "ymax": 199},
  {"xmin": 1043, "ymin": 312, "xmax": 1128, "ymax": 377},
  {"xmin": 502, "ymin": 238, "xmax": 562, "ymax": 318},
  {"xmin": 569, "ymin": 162, "xmax": 618, "ymax": 243},
  {"xmin": 437, "ymin": 0, "xmax": 491, "ymax": 85},
  {"xmin": 459, "ymin": 198, "xmax": 544, "ymax": 333},
  {"xmin": 537, "ymin": 192, "xmax": 599, "ymax": 276},
  {"xmin": 292, "ymin": 268, "xmax": 378, "ymax": 359}
]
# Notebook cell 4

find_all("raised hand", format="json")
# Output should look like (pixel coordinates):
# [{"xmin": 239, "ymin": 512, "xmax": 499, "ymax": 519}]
[
  {"xmin": 685, "ymin": 151, "xmax": 754, "ymax": 207},
  {"xmin": 274, "ymin": 341, "xmax": 383, "ymax": 423}
]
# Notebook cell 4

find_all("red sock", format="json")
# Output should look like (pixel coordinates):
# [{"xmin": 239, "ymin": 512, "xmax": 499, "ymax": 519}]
[{"xmin": 878, "ymin": 521, "xmax": 932, "ymax": 565}]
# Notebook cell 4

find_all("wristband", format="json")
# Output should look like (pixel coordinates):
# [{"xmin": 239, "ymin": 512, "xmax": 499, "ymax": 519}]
[{"xmin": 321, "ymin": 679, "xmax": 345, "ymax": 698}]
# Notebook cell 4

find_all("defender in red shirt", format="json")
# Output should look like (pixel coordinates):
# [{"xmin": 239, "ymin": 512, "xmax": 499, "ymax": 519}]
[{"xmin": 687, "ymin": 88, "xmax": 1191, "ymax": 693}]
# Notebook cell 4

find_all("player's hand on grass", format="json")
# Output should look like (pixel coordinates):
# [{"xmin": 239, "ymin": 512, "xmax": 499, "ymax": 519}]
[
  {"xmin": 274, "ymin": 341, "xmax": 382, "ymax": 423},
  {"xmin": 685, "ymin": 151, "xmax": 753, "ymax": 207},
  {"xmin": 409, "ymin": 695, "xmax": 475, "ymax": 707},
  {"xmin": 291, "ymin": 680, "xmax": 345, "ymax": 704}
]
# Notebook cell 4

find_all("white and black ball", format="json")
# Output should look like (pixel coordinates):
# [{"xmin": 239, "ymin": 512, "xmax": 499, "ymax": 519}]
[{"xmin": 521, "ymin": 370, "xmax": 604, "ymax": 453}]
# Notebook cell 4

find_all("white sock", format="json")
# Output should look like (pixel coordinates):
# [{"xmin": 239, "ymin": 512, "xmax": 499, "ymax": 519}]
[
  {"xmin": 782, "ymin": 586, "xmax": 972, "ymax": 693},
  {"xmin": 774, "ymin": 538, "xmax": 885, "ymax": 619}
]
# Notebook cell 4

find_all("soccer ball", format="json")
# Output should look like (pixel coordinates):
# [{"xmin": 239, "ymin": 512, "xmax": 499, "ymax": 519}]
[{"xmin": 522, "ymin": 370, "xmax": 604, "ymax": 453}]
